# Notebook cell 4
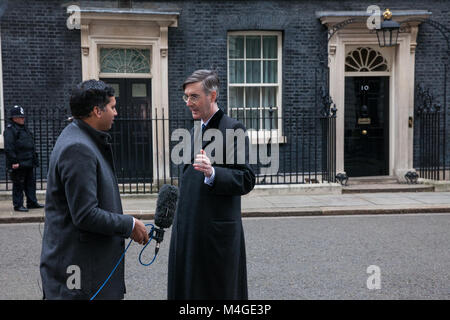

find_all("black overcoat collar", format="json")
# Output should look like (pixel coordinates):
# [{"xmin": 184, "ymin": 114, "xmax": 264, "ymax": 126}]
[{"xmin": 203, "ymin": 108, "xmax": 224, "ymax": 131}]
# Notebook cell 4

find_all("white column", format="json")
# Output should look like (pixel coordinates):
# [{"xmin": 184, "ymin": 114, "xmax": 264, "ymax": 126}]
[
  {"xmin": 393, "ymin": 34, "xmax": 415, "ymax": 181},
  {"xmin": 408, "ymin": 27, "xmax": 419, "ymax": 169},
  {"xmin": 0, "ymin": 29, "xmax": 4, "ymax": 149},
  {"xmin": 330, "ymin": 36, "xmax": 345, "ymax": 175},
  {"xmin": 80, "ymin": 24, "xmax": 91, "ymax": 81},
  {"xmin": 152, "ymin": 24, "xmax": 172, "ymax": 183}
]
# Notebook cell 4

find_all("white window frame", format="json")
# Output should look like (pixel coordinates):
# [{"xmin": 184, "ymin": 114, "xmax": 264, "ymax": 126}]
[
  {"xmin": 227, "ymin": 31, "xmax": 285, "ymax": 144},
  {"xmin": 98, "ymin": 45, "xmax": 153, "ymax": 79}
]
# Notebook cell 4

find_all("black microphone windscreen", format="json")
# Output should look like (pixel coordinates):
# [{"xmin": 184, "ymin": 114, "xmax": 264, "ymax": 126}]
[{"xmin": 154, "ymin": 184, "xmax": 178, "ymax": 229}]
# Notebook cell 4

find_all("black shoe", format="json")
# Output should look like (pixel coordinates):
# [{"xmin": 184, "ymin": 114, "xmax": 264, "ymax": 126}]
[
  {"xmin": 14, "ymin": 206, "xmax": 29, "ymax": 212},
  {"xmin": 27, "ymin": 203, "xmax": 44, "ymax": 209}
]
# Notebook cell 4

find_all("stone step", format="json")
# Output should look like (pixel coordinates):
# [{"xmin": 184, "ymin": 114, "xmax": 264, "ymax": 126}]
[
  {"xmin": 346, "ymin": 176, "xmax": 398, "ymax": 185},
  {"xmin": 342, "ymin": 183, "xmax": 435, "ymax": 194}
]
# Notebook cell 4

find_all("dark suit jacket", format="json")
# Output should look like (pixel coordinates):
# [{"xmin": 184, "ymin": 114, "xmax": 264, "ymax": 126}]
[
  {"xmin": 40, "ymin": 119, "xmax": 134, "ymax": 300},
  {"xmin": 3, "ymin": 122, "xmax": 39, "ymax": 169},
  {"xmin": 167, "ymin": 109, "xmax": 256, "ymax": 299}
]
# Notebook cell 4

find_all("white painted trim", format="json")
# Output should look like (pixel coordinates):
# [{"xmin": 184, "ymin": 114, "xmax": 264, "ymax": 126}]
[
  {"xmin": 0, "ymin": 27, "xmax": 4, "ymax": 149},
  {"xmin": 247, "ymin": 129, "xmax": 287, "ymax": 144},
  {"xmin": 79, "ymin": 11, "xmax": 177, "ymax": 180},
  {"xmin": 99, "ymin": 73, "xmax": 153, "ymax": 79},
  {"xmin": 344, "ymin": 45, "xmax": 393, "ymax": 75},
  {"xmin": 326, "ymin": 23, "xmax": 420, "ymax": 181},
  {"xmin": 227, "ymin": 31, "xmax": 284, "ymax": 143}
]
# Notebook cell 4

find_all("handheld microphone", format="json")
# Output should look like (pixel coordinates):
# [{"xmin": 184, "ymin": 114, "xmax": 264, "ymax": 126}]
[
  {"xmin": 91, "ymin": 184, "xmax": 178, "ymax": 300},
  {"xmin": 150, "ymin": 184, "xmax": 178, "ymax": 254}
]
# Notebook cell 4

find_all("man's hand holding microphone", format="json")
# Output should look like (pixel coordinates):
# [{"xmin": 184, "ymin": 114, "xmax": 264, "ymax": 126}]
[{"xmin": 131, "ymin": 218, "xmax": 149, "ymax": 245}]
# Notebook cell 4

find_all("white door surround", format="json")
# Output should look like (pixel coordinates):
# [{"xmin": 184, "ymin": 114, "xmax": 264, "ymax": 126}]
[
  {"xmin": 0, "ymin": 28, "xmax": 4, "ymax": 149},
  {"xmin": 79, "ymin": 7, "xmax": 178, "ymax": 181},
  {"xmin": 317, "ymin": 10, "xmax": 431, "ymax": 182}
]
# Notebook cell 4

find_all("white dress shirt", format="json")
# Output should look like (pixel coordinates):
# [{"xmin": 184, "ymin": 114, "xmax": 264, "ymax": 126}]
[{"xmin": 201, "ymin": 110, "xmax": 219, "ymax": 186}]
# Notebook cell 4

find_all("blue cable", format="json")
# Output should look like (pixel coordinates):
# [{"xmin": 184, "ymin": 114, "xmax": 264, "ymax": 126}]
[
  {"xmin": 90, "ymin": 223, "xmax": 157, "ymax": 300},
  {"xmin": 138, "ymin": 232, "xmax": 158, "ymax": 266}
]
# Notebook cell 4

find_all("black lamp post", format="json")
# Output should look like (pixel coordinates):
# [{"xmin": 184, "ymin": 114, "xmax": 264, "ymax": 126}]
[{"xmin": 376, "ymin": 9, "xmax": 400, "ymax": 47}]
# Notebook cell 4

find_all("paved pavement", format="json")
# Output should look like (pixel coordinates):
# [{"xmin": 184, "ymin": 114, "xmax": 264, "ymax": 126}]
[{"xmin": 1, "ymin": 188, "xmax": 450, "ymax": 223}]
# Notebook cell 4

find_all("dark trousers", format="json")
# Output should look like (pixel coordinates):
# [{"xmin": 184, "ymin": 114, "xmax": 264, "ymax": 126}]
[{"xmin": 10, "ymin": 167, "xmax": 38, "ymax": 208}]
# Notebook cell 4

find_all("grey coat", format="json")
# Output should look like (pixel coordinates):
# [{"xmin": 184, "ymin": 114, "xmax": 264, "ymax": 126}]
[{"xmin": 40, "ymin": 119, "xmax": 134, "ymax": 300}]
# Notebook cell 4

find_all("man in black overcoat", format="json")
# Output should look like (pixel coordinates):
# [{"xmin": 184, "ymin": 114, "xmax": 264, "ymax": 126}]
[
  {"xmin": 3, "ymin": 105, "xmax": 43, "ymax": 212},
  {"xmin": 168, "ymin": 70, "xmax": 256, "ymax": 299},
  {"xmin": 40, "ymin": 80, "xmax": 149, "ymax": 299}
]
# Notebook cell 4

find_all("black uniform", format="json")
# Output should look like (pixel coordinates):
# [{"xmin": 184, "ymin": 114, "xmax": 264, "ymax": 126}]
[{"xmin": 4, "ymin": 121, "xmax": 40, "ymax": 209}]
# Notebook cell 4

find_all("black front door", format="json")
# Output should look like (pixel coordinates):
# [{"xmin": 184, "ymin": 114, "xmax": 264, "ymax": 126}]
[
  {"xmin": 101, "ymin": 78, "xmax": 153, "ymax": 182},
  {"xmin": 344, "ymin": 76, "xmax": 389, "ymax": 177}
]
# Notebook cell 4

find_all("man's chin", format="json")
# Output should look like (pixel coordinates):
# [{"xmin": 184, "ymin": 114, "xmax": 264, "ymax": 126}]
[{"xmin": 191, "ymin": 113, "xmax": 201, "ymax": 120}]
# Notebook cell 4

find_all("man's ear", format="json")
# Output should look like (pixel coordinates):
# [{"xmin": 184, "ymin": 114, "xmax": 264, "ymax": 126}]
[
  {"xmin": 92, "ymin": 106, "xmax": 102, "ymax": 118},
  {"xmin": 209, "ymin": 90, "xmax": 217, "ymax": 103}
]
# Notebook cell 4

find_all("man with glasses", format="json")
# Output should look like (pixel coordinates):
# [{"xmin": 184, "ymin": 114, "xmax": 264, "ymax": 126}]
[{"xmin": 168, "ymin": 69, "xmax": 256, "ymax": 300}]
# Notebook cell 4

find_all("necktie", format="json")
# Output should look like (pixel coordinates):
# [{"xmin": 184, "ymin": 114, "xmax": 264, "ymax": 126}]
[{"xmin": 202, "ymin": 123, "xmax": 206, "ymax": 133}]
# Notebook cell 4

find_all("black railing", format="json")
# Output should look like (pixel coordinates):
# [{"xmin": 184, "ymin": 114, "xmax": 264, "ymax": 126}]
[
  {"xmin": 230, "ymin": 108, "xmax": 336, "ymax": 185},
  {"xmin": 415, "ymin": 84, "xmax": 449, "ymax": 181},
  {"xmin": 1, "ymin": 107, "xmax": 337, "ymax": 193}
]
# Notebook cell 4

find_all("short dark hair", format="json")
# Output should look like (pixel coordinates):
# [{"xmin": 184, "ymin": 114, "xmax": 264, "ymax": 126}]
[
  {"xmin": 70, "ymin": 80, "xmax": 115, "ymax": 119},
  {"xmin": 183, "ymin": 69, "xmax": 220, "ymax": 100}
]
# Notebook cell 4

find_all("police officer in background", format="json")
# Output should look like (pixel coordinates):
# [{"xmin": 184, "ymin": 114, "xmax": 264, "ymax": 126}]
[{"xmin": 4, "ymin": 105, "xmax": 44, "ymax": 212}]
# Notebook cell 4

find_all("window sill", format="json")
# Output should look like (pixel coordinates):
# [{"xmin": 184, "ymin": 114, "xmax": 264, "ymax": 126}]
[{"xmin": 247, "ymin": 131, "xmax": 287, "ymax": 145}]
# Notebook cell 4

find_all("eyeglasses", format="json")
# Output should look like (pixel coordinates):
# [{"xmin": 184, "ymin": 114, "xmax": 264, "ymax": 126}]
[{"xmin": 182, "ymin": 94, "xmax": 201, "ymax": 103}]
